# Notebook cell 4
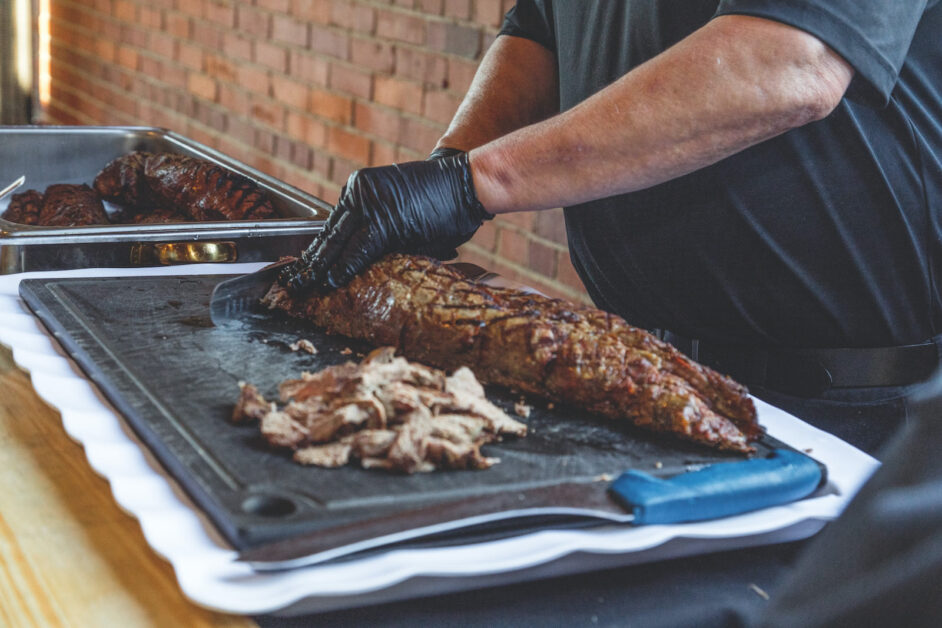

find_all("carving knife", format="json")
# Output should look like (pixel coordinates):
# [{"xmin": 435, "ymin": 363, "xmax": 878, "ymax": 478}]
[
  {"xmin": 238, "ymin": 448, "xmax": 824, "ymax": 571},
  {"xmin": 209, "ymin": 259, "xmax": 294, "ymax": 326}
]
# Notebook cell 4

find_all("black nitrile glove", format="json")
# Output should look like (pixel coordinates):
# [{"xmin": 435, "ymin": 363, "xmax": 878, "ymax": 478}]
[
  {"xmin": 281, "ymin": 152, "xmax": 491, "ymax": 292},
  {"xmin": 413, "ymin": 146, "xmax": 471, "ymax": 259},
  {"xmin": 426, "ymin": 146, "xmax": 465, "ymax": 161}
]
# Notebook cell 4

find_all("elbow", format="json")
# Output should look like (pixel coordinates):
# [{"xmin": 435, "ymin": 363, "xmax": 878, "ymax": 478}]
[
  {"xmin": 800, "ymin": 66, "xmax": 853, "ymax": 123},
  {"xmin": 707, "ymin": 15, "xmax": 854, "ymax": 128},
  {"xmin": 787, "ymin": 38, "xmax": 855, "ymax": 125}
]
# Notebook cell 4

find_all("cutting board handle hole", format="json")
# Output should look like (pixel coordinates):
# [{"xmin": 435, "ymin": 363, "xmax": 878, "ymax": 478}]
[{"xmin": 241, "ymin": 494, "xmax": 297, "ymax": 518}]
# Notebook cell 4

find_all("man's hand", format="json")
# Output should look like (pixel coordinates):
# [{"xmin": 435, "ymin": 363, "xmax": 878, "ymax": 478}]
[
  {"xmin": 281, "ymin": 152, "xmax": 491, "ymax": 292},
  {"xmin": 409, "ymin": 146, "xmax": 474, "ymax": 260}
]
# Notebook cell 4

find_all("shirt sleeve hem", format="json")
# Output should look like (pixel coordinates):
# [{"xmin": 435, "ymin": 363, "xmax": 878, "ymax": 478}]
[
  {"xmin": 498, "ymin": 24, "xmax": 556, "ymax": 54},
  {"xmin": 713, "ymin": 5, "xmax": 899, "ymax": 107}
]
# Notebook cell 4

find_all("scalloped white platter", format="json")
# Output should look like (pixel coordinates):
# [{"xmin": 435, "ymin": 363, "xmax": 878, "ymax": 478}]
[{"xmin": 0, "ymin": 265, "xmax": 879, "ymax": 616}]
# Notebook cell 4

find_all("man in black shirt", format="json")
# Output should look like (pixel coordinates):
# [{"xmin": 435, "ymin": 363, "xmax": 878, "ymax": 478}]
[{"xmin": 287, "ymin": 1, "xmax": 942, "ymax": 453}]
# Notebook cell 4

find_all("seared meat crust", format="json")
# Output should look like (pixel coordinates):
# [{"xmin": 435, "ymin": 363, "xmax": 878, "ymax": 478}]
[
  {"xmin": 2, "ymin": 189, "xmax": 44, "ymax": 225},
  {"xmin": 92, "ymin": 150, "xmax": 152, "ymax": 213},
  {"xmin": 264, "ymin": 254, "xmax": 762, "ymax": 453},
  {"xmin": 39, "ymin": 184, "xmax": 110, "ymax": 227},
  {"xmin": 94, "ymin": 151, "xmax": 275, "ymax": 221},
  {"xmin": 3, "ymin": 185, "xmax": 110, "ymax": 227}
]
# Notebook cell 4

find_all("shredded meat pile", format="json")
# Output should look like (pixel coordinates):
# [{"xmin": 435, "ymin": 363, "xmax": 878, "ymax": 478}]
[
  {"xmin": 232, "ymin": 347, "xmax": 527, "ymax": 473},
  {"xmin": 263, "ymin": 254, "xmax": 763, "ymax": 453},
  {"xmin": 1, "ymin": 152, "xmax": 275, "ymax": 226}
]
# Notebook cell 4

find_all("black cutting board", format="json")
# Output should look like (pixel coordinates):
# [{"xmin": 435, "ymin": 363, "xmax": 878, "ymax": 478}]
[{"xmin": 19, "ymin": 275, "xmax": 785, "ymax": 549}]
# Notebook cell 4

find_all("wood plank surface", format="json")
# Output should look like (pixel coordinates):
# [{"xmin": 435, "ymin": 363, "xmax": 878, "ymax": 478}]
[{"xmin": 0, "ymin": 344, "xmax": 256, "ymax": 627}]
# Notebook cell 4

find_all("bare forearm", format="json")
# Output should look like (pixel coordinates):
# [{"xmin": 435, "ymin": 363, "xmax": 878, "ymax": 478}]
[
  {"xmin": 470, "ymin": 15, "xmax": 854, "ymax": 214},
  {"xmin": 436, "ymin": 35, "xmax": 558, "ymax": 153}
]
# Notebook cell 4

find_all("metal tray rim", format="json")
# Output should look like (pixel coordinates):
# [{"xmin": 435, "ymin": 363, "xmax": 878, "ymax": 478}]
[{"xmin": 0, "ymin": 125, "xmax": 333, "ymax": 239}]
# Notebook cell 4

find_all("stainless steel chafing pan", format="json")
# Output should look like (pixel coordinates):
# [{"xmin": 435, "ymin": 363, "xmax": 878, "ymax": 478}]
[{"xmin": 0, "ymin": 126, "xmax": 330, "ymax": 273}]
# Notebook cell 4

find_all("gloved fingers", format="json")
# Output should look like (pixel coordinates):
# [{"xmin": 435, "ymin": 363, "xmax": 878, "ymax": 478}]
[
  {"xmin": 281, "ymin": 234, "xmax": 325, "ymax": 290},
  {"xmin": 282, "ymin": 203, "xmax": 360, "ymax": 291},
  {"xmin": 307, "ymin": 203, "xmax": 346, "ymax": 255},
  {"xmin": 281, "ymin": 200, "xmax": 348, "ymax": 288},
  {"xmin": 324, "ymin": 225, "xmax": 386, "ymax": 289},
  {"xmin": 308, "ymin": 207, "xmax": 362, "ymax": 288}
]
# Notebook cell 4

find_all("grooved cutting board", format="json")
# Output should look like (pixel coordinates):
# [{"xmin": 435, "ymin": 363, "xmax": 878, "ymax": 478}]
[{"xmin": 19, "ymin": 275, "xmax": 782, "ymax": 549}]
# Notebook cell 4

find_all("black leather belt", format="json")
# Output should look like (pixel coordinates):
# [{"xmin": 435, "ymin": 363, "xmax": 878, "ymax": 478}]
[{"xmin": 659, "ymin": 330, "xmax": 941, "ymax": 397}]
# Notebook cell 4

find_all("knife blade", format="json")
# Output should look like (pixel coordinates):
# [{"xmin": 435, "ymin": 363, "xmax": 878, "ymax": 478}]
[
  {"xmin": 209, "ymin": 259, "xmax": 295, "ymax": 326},
  {"xmin": 238, "ymin": 448, "xmax": 823, "ymax": 571}
]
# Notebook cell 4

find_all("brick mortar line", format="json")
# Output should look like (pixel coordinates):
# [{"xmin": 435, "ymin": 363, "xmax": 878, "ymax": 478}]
[
  {"xmin": 56, "ymin": 0, "xmax": 500, "ymax": 28},
  {"xmin": 49, "ymin": 44, "xmax": 372, "ymax": 142},
  {"xmin": 462, "ymin": 243, "xmax": 589, "ymax": 303},
  {"xmin": 179, "ymin": 116, "xmax": 339, "ymax": 191},
  {"xmin": 251, "ymin": 0, "xmax": 504, "ymax": 29},
  {"xmin": 49, "ymin": 48, "xmax": 450, "ymax": 170},
  {"xmin": 344, "ymin": 30, "xmax": 493, "ymax": 62},
  {"xmin": 55, "ymin": 2, "xmax": 498, "ymax": 68},
  {"xmin": 41, "ymin": 87, "xmax": 340, "ymax": 198},
  {"xmin": 43, "ymin": 94, "xmax": 128, "ymax": 127},
  {"xmin": 51, "ymin": 16, "xmax": 485, "ymax": 112},
  {"xmin": 182, "ymin": 5, "xmax": 499, "ymax": 62},
  {"xmin": 45, "ymin": 69, "xmax": 114, "ymax": 107}
]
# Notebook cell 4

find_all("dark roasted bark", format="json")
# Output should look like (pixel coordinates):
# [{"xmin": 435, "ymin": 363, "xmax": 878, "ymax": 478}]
[
  {"xmin": 94, "ymin": 151, "xmax": 275, "ymax": 221},
  {"xmin": 1, "ymin": 189, "xmax": 44, "ymax": 225},
  {"xmin": 93, "ymin": 150, "xmax": 153, "ymax": 213},
  {"xmin": 264, "ymin": 254, "xmax": 762, "ymax": 453},
  {"xmin": 36, "ymin": 184, "xmax": 110, "ymax": 227}
]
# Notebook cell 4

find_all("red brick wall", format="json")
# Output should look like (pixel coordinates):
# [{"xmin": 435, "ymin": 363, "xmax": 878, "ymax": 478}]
[{"xmin": 43, "ymin": 0, "xmax": 589, "ymax": 302}]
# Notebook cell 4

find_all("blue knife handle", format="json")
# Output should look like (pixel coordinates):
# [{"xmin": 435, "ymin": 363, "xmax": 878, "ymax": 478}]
[{"xmin": 608, "ymin": 449, "xmax": 823, "ymax": 525}]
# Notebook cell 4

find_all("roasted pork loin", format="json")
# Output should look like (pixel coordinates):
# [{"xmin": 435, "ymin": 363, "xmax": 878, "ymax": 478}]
[
  {"xmin": 2, "ymin": 184, "xmax": 112, "ymax": 227},
  {"xmin": 3, "ymin": 151, "xmax": 276, "ymax": 227},
  {"xmin": 3, "ymin": 184, "xmax": 110, "ymax": 227},
  {"xmin": 263, "ymin": 254, "xmax": 762, "ymax": 453},
  {"xmin": 94, "ymin": 151, "xmax": 275, "ymax": 221},
  {"xmin": 38, "ymin": 184, "xmax": 111, "ymax": 226}
]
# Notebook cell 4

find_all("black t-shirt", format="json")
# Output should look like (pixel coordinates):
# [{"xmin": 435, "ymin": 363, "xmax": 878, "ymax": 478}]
[{"xmin": 500, "ymin": 1, "xmax": 942, "ymax": 349}]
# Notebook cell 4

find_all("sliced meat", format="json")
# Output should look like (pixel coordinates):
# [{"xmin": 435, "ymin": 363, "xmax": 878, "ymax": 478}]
[
  {"xmin": 233, "ymin": 346, "xmax": 526, "ymax": 473},
  {"xmin": 231, "ymin": 382, "xmax": 272, "ymax": 423}
]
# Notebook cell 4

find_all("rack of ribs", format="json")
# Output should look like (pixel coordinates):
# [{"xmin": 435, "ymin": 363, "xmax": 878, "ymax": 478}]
[
  {"xmin": 94, "ymin": 151, "xmax": 275, "ymax": 221},
  {"xmin": 262, "ymin": 254, "xmax": 762, "ymax": 453}
]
